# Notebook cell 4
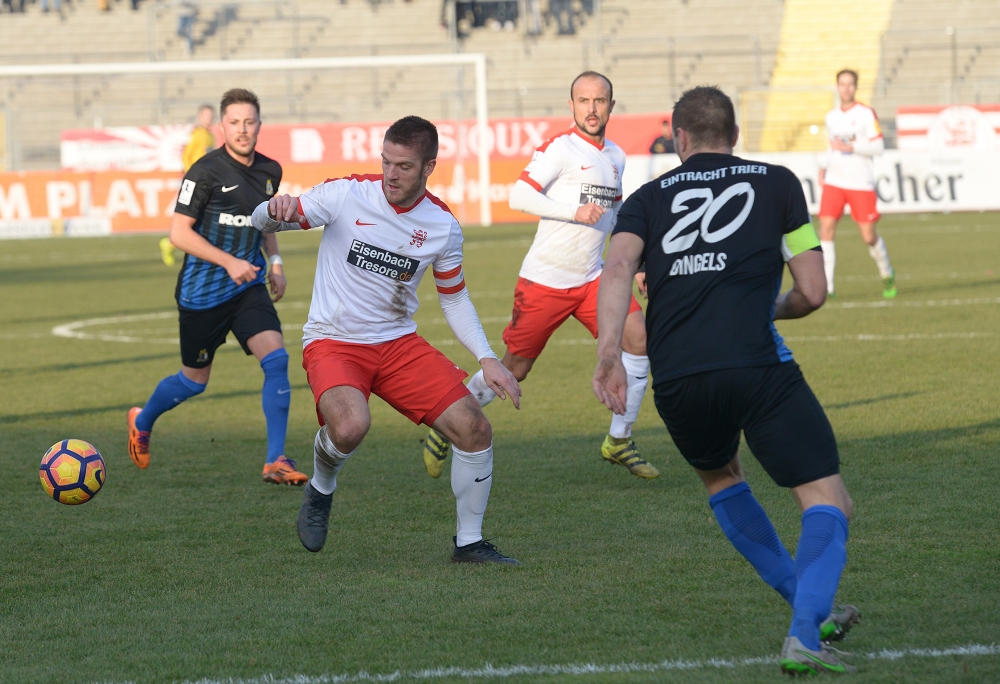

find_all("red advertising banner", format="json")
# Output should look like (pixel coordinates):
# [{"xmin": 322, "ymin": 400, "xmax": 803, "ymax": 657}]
[
  {"xmin": 896, "ymin": 104, "xmax": 1000, "ymax": 151},
  {"xmin": 61, "ymin": 113, "xmax": 671, "ymax": 170}
]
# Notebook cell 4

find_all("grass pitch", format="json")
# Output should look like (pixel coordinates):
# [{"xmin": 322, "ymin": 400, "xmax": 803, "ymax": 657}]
[{"xmin": 1, "ymin": 213, "xmax": 998, "ymax": 683}]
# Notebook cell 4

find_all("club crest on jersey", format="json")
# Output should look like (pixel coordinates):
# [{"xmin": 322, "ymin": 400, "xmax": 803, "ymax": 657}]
[
  {"xmin": 612, "ymin": 164, "xmax": 619, "ymax": 181},
  {"xmin": 348, "ymin": 239, "xmax": 419, "ymax": 282},
  {"xmin": 266, "ymin": 179, "xmax": 274, "ymax": 195},
  {"xmin": 410, "ymin": 229, "xmax": 428, "ymax": 248}
]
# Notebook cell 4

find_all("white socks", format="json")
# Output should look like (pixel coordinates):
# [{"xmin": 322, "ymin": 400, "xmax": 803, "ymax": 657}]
[
  {"xmin": 310, "ymin": 426, "xmax": 354, "ymax": 495},
  {"xmin": 821, "ymin": 240, "xmax": 836, "ymax": 294},
  {"xmin": 868, "ymin": 236, "xmax": 893, "ymax": 279},
  {"xmin": 609, "ymin": 352, "xmax": 649, "ymax": 439},
  {"xmin": 451, "ymin": 444, "xmax": 493, "ymax": 547},
  {"xmin": 466, "ymin": 369, "xmax": 497, "ymax": 407}
]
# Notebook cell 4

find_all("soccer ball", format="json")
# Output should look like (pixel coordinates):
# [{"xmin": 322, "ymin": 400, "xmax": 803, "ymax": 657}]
[{"xmin": 39, "ymin": 439, "xmax": 106, "ymax": 505}]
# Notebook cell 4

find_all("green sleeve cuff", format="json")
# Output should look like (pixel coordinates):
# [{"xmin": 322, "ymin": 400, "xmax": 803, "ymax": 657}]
[{"xmin": 781, "ymin": 223, "xmax": 820, "ymax": 262}]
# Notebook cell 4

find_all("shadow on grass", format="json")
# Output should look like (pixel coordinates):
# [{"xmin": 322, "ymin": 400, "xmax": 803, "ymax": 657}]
[
  {"xmin": 0, "ymin": 352, "xmax": 180, "ymax": 377},
  {"xmin": 0, "ymin": 384, "xmax": 311, "ymax": 425},
  {"xmin": 824, "ymin": 392, "xmax": 924, "ymax": 410}
]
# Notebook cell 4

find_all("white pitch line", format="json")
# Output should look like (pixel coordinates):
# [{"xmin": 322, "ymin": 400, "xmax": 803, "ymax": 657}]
[
  {"xmin": 95, "ymin": 643, "xmax": 1000, "ymax": 684},
  {"xmin": 51, "ymin": 311, "xmax": 178, "ymax": 344},
  {"xmin": 784, "ymin": 332, "xmax": 997, "ymax": 342},
  {"xmin": 826, "ymin": 296, "xmax": 1000, "ymax": 309}
]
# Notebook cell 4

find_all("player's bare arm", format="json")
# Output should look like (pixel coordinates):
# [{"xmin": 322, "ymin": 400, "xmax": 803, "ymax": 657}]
[
  {"xmin": 593, "ymin": 231, "xmax": 644, "ymax": 415},
  {"xmin": 774, "ymin": 249, "xmax": 826, "ymax": 320},
  {"xmin": 262, "ymin": 233, "xmax": 286, "ymax": 302},
  {"xmin": 170, "ymin": 212, "xmax": 260, "ymax": 285}
]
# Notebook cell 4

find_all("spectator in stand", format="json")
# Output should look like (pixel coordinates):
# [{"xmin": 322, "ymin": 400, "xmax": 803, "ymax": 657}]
[
  {"xmin": 649, "ymin": 119, "xmax": 675, "ymax": 154},
  {"xmin": 525, "ymin": 0, "xmax": 542, "ymax": 35},
  {"xmin": 41, "ymin": 0, "xmax": 62, "ymax": 14},
  {"xmin": 162, "ymin": 104, "xmax": 216, "ymax": 266},
  {"xmin": 550, "ymin": 0, "xmax": 574, "ymax": 35},
  {"xmin": 175, "ymin": 0, "xmax": 198, "ymax": 55}
]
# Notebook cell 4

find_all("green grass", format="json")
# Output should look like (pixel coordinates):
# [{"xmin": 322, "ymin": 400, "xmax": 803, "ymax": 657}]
[{"xmin": 1, "ymin": 213, "xmax": 998, "ymax": 683}]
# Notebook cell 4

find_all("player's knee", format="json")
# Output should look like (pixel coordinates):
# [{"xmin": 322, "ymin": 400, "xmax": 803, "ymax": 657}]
[
  {"xmin": 454, "ymin": 400, "xmax": 493, "ymax": 451},
  {"xmin": 327, "ymin": 415, "xmax": 370, "ymax": 453}
]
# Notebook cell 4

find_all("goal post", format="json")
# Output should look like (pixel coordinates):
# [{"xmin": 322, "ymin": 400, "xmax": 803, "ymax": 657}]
[{"xmin": 0, "ymin": 53, "xmax": 493, "ymax": 226}]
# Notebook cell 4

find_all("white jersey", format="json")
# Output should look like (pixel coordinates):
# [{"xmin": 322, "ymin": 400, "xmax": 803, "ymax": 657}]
[
  {"xmin": 516, "ymin": 129, "xmax": 625, "ymax": 289},
  {"xmin": 821, "ymin": 102, "xmax": 884, "ymax": 191},
  {"xmin": 296, "ymin": 174, "xmax": 466, "ymax": 346}
]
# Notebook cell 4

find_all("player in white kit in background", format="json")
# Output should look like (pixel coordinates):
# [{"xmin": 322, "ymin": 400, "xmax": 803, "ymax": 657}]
[
  {"xmin": 421, "ymin": 71, "xmax": 659, "ymax": 481},
  {"xmin": 251, "ymin": 116, "xmax": 522, "ymax": 564},
  {"xmin": 818, "ymin": 69, "xmax": 897, "ymax": 299}
]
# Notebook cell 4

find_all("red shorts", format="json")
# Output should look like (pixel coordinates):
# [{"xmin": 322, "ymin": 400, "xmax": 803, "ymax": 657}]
[
  {"xmin": 301, "ymin": 333, "xmax": 470, "ymax": 427},
  {"xmin": 819, "ymin": 185, "xmax": 880, "ymax": 223},
  {"xmin": 501, "ymin": 276, "xmax": 643, "ymax": 359}
]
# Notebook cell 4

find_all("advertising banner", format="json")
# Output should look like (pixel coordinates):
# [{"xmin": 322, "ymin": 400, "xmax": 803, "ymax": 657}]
[
  {"xmin": 60, "ymin": 114, "xmax": 671, "ymax": 170},
  {"xmin": 896, "ymin": 105, "xmax": 1000, "ymax": 151},
  {"xmin": 6, "ymin": 146, "xmax": 998, "ymax": 238}
]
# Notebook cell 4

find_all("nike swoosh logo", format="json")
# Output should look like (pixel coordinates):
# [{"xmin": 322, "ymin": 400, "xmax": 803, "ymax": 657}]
[
  {"xmin": 581, "ymin": 165, "xmax": 594, "ymax": 170},
  {"xmin": 356, "ymin": 219, "xmax": 376, "ymax": 226},
  {"xmin": 221, "ymin": 185, "xmax": 239, "ymax": 192},
  {"xmin": 277, "ymin": 389, "xmax": 291, "ymax": 395},
  {"xmin": 474, "ymin": 473, "xmax": 492, "ymax": 482}
]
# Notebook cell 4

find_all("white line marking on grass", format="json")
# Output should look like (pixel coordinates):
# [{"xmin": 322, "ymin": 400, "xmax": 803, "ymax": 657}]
[
  {"xmin": 785, "ymin": 332, "xmax": 997, "ymax": 342},
  {"xmin": 51, "ymin": 312, "xmax": 178, "ymax": 344},
  {"xmin": 827, "ymin": 296, "xmax": 1000, "ymax": 309},
  {"xmin": 98, "ymin": 643, "xmax": 999, "ymax": 684}
]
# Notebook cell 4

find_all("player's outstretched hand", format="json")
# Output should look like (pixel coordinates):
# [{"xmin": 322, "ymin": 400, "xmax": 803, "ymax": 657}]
[
  {"xmin": 481, "ymin": 357, "xmax": 522, "ymax": 410},
  {"xmin": 635, "ymin": 272, "xmax": 648, "ymax": 299},
  {"xmin": 574, "ymin": 202, "xmax": 606, "ymax": 226},
  {"xmin": 592, "ymin": 355, "xmax": 627, "ymax": 415},
  {"xmin": 225, "ymin": 258, "xmax": 261, "ymax": 285},
  {"xmin": 268, "ymin": 193, "xmax": 304, "ymax": 223},
  {"xmin": 268, "ymin": 263, "xmax": 286, "ymax": 302}
]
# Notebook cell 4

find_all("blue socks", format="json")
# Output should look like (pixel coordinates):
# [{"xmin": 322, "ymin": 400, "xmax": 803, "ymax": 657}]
[
  {"xmin": 135, "ymin": 371, "xmax": 206, "ymax": 432},
  {"xmin": 710, "ymin": 482, "xmax": 797, "ymax": 605},
  {"xmin": 789, "ymin": 505, "xmax": 849, "ymax": 651},
  {"xmin": 260, "ymin": 348, "xmax": 290, "ymax": 464}
]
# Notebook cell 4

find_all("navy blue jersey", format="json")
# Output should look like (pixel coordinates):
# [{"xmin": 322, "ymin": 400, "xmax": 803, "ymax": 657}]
[
  {"xmin": 173, "ymin": 147, "xmax": 281, "ymax": 310},
  {"xmin": 613, "ymin": 153, "xmax": 818, "ymax": 387}
]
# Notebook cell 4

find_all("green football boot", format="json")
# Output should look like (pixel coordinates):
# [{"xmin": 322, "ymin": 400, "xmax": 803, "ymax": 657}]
[
  {"xmin": 820, "ymin": 603, "xmax": 861, "ymax": 643},
  {"xmin": 882, "ymin": 268, "xmax": 897, "ymax": 299},
  {"xmin": 779, "ymin": 636, "xmax": 856, "ymax": 675}
]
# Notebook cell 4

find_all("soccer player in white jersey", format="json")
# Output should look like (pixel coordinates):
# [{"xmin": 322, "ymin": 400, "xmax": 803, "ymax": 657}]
[
  {"xmin": 818, "ymin": 69, "xmax": 897, "ymax": 299},
  {"xmin": 422, "ymin": 71, "xmax": 656, "ymax": 481},
  {"xmin": 251, "ymin": 116, "xmax": 522, "ymax": 564}
]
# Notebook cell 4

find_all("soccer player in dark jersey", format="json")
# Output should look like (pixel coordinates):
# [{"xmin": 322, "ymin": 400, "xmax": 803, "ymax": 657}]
[
  {"xmin": 594, "ymin": 87, "xmax": 859, "ymax": 675},
  {"xmin": 127, "ymin": 88, "xmax": 308, "ymax": 486}
]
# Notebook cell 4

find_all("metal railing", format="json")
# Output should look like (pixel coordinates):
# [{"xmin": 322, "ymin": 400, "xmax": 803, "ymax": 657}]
[{"xmin": 877, "ymin": 26, "xmax": 1000, "ymax": 105}]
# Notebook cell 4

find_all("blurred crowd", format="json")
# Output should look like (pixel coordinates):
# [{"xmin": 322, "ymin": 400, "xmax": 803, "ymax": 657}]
[
  {"xmin": 445, "ymin": 0, "xmax": 595, "ymax": 37},
  {"xmin": 2, "ymin": 0, "xmax": 142, "ymax": 13}
]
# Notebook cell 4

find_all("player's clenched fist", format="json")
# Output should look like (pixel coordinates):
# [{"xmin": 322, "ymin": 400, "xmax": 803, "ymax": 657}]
[
  {"xmin": 574, "ymin": 202, "xmax": 606, "ymax": 226},
  {"xmin": 225, "ymin": 257, "xmax": 261, "ymax": 285},
  {"xmin": 268, "ymin": 193, "xmax": 304, "ymax": 223},
  {"xmin": 481, "ymin": 357, "xmax": 522, "ymax": 410}
]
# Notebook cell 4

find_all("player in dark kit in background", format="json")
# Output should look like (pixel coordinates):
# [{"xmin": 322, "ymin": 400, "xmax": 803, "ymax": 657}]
[
  {"xmin": 593, "ymin": 87, "xmax": 860, "ymax": 675},
  {"xmin": 127, "ymin": 88, "xmax": 308, "ymax": 486}
]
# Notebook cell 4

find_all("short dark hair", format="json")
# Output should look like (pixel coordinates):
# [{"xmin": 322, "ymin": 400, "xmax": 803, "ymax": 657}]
[
  {"xmin": 836, "ymin": 69, "xmax": 859, "ymax": 85},
  {"xmin": 671, "ymin": 86, "xmax": 736, "ymax": 148},
  {"xmin": 384, "ymin": 115, "xmax": 439, "ymax": 163},
  {"xmin": 220, "ymin": 88, "xmax": 260, "ymax": 116},
  {"xmin": 570, "ymin": 70, "xmax": 613, "ymax": 102}
]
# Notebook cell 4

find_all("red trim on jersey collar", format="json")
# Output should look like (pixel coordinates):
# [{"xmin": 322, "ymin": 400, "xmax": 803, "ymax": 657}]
[
  {"xmin": 535, "ymin": 129, "xmax": 573, "ymax": 153},
  {"xmin": 322, "ymin": 173, "xmax": 453, "ymax": 217},
  {"xmin": 422, "ymin": 190, "xmax": 456, "ymax": 217},
  {"xmin": 572, "ymin": 128, "xmax": 605, "ymax": 150},
  {"xmin": 518, "ymin": 170, "xmax": 543, "ymax": 192}
]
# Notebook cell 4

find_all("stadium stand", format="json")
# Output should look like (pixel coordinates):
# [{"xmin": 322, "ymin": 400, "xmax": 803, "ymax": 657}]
[{"xmin": 1, "ymin": 0, "xmax": 996, "ymax": 167}]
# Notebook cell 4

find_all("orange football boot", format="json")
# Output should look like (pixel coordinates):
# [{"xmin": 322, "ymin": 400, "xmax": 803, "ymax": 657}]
[
  {"xmin": 262, "ymin": 455, "xmax": 308, "ymax": 486},
  {"xmin": 127, "ymin": 407, "xmax": 151, "ymax": 469}
]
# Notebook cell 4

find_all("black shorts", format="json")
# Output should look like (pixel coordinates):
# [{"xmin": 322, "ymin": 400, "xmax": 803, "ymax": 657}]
[
  {"xmin": 652, "ymin": 361, "xmax": 839, "ymax": 488},
  {"xmin": 178, "ymin": 284, "xmax": 281, "ymax": 368}
]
